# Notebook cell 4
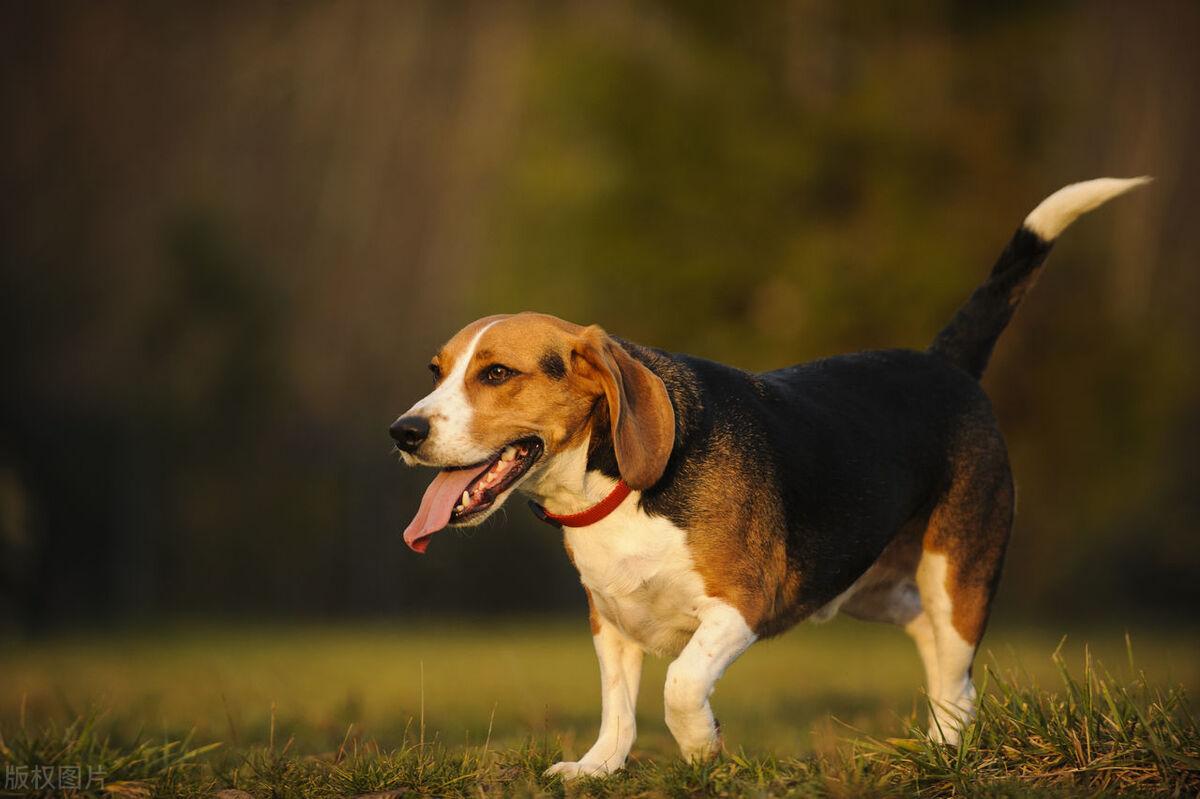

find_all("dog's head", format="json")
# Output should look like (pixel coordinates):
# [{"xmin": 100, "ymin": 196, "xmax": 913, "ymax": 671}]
[{"xmin": 392, "ymin": 312, "xmax": 675, "ymax": 552}]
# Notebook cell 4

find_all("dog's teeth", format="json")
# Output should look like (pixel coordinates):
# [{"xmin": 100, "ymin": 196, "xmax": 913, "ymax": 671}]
[
  {"xmin": 501, "ymin": 446, "xmax": 516, "ymax": 462},
  {"xmin": 462, "ymin": 491, "xmax": 471, "ymax": 506}
]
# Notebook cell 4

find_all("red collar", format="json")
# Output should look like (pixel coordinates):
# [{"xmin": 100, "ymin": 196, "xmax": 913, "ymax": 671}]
[{"xmin": 529, "ymin": 480, "xmax": 631, "ymax": 528}]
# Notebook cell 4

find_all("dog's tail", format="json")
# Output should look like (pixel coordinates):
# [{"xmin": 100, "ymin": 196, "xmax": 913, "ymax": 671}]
[{"xmin": 930, "ymin": 177, "xmax": 1151, "ymax": 379}]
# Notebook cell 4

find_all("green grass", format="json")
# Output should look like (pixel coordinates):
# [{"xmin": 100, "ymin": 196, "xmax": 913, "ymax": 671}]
[{"xmin": 1, "ymin": 619, "xmax": 1197, "ymax": 796}]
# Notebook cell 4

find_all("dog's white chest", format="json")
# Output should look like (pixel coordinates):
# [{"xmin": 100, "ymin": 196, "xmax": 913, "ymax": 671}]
[{"xmin": 564, "ymin": 503, "xmax": 708, "ymax": 657}]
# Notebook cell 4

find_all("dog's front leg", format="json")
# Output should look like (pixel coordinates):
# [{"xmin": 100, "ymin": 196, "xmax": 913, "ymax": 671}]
[
  {"xmin": 545, "ymin": 615, "xmax": 643, "ymax": 779},
  {"xmin": 664, "ymin": 603, "xmax": 756, "ymax": 761}
]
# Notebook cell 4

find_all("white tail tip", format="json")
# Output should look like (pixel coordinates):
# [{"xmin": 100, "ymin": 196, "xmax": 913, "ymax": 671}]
[{"xmin": 1023, "ymin": 176, "xmax": 1152, "ymax": 241}]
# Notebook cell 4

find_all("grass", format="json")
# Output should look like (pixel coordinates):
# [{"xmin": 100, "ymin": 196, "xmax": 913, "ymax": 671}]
[{"xmin": 0, "ymin": 619, "xmax": 1197, "ymax": 796}]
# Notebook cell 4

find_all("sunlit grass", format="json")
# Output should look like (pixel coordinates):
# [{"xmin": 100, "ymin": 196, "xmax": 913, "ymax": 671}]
[
  {"xmin": 1, "ymin": 619, "xmax": 1197, "ymax": 796},
  {"xmin": 2, "ymin": 618, "xmax": 1197, "ymax": 752}
]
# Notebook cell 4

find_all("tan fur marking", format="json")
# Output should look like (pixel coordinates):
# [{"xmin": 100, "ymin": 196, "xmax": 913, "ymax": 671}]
[
  {"xmin": 922, "ymin": 433, "xmax": 1014, "ymax": 645},
  {"xmin": 668, "ymin": 425, "xmax": 793, "ymax": 633}
]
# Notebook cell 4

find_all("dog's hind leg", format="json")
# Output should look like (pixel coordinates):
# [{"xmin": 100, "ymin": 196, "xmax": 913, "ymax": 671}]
[
  {"xmin": 840, "ymin": 522, "xmax": 943, "ymax": 708},
  {"xmin": 904, "ymin": 610, "xmax": 942, "ymax": 710},
  {"xmin": 916, "ymin": 427, "xmax": 1014, "ymax": 745}
]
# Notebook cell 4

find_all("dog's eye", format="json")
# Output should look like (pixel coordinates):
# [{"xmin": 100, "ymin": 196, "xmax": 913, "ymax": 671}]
[
  {"xmin": 480, "ymin": 364, "xmax": 517, "ymax": 385},
  {"xmin": 429, "ymin": 363, "xmax": 442, "ymax": 383}
]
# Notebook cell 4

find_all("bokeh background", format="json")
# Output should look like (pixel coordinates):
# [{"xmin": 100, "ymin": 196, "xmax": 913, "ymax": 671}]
[{"xmin": 1, "ymin": 0, "xmax": 1197, "ymax": 727}]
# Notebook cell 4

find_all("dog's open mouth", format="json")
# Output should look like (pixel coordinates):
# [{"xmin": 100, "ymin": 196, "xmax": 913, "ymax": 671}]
[
  {"xmin": 402, "ymin": 437, "xmax": 543, "ymax": 553},
  {"xmin": 450, "ymin": 437, "xmax": 543, "ymax": 522}
]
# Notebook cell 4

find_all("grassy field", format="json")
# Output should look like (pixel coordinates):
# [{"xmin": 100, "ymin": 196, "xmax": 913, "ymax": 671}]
[{"xmin": 1, "ymin": 618, "xmax": 1197, "ymax": 796}]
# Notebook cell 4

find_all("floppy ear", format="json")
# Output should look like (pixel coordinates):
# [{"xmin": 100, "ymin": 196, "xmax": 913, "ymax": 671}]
[{"xmin": 572, "ymin": 326, "xmax": 675, "ymax": 491}]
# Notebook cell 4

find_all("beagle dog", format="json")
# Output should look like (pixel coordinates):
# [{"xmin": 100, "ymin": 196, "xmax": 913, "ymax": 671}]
[{"xmin": 391, "ymin": 177, "xmax": 1148, "ymax": 778}]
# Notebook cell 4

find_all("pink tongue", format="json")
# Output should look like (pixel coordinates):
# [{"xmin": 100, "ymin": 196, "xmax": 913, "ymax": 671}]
[{"xmin": 403, "ymin": 463, "xmax": 490, "ymax": 554}]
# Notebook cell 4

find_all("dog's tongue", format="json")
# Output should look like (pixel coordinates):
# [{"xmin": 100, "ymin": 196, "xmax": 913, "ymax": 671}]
[{"xmin": 403, "ymin": 463, "xmax": 490, "ymax": 554}]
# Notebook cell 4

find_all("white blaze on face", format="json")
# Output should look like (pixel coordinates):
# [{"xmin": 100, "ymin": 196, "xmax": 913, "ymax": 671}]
[{"xmin": 403, "ymin": 320, "xmax": 499, "ymax": 466}]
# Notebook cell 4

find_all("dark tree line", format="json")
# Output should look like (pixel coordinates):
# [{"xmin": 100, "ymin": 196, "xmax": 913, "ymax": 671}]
[{"xmin": 1, "ymin": 1, "xmax": 1198, "ymax": 632}]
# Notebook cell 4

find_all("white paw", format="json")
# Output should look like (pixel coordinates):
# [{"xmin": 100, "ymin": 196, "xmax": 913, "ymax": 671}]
[
  {"xmin": 678, "ymin": 736, "xmax": 721, "ymax": 763},
  {"xmin": 928, "ymin": 719, "xmax": 965, "ymax": 746},
  {"xmin": 669, "ymin": 716, "xmax": 722, "ymax": 762},
  {"xmin": 544, "ymin": 760, "xmax": 620, "ymax": 780}
]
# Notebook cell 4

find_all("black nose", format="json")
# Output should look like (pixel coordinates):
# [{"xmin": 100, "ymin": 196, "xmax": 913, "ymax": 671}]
[{"xmin": 390, "ymin": 415, "xmax": 430, "ymax": 453}]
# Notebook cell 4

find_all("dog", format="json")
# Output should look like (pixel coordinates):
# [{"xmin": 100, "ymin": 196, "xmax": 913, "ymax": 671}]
[{"xmin": 391, "ymin": 177, "xmax": 1148, "ymax": 778}]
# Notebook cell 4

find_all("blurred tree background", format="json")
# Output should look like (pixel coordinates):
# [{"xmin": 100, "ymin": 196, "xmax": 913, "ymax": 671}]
[{"xmin": 1, "ymin": 1, "xmax": 1197, "ymax": 634}]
